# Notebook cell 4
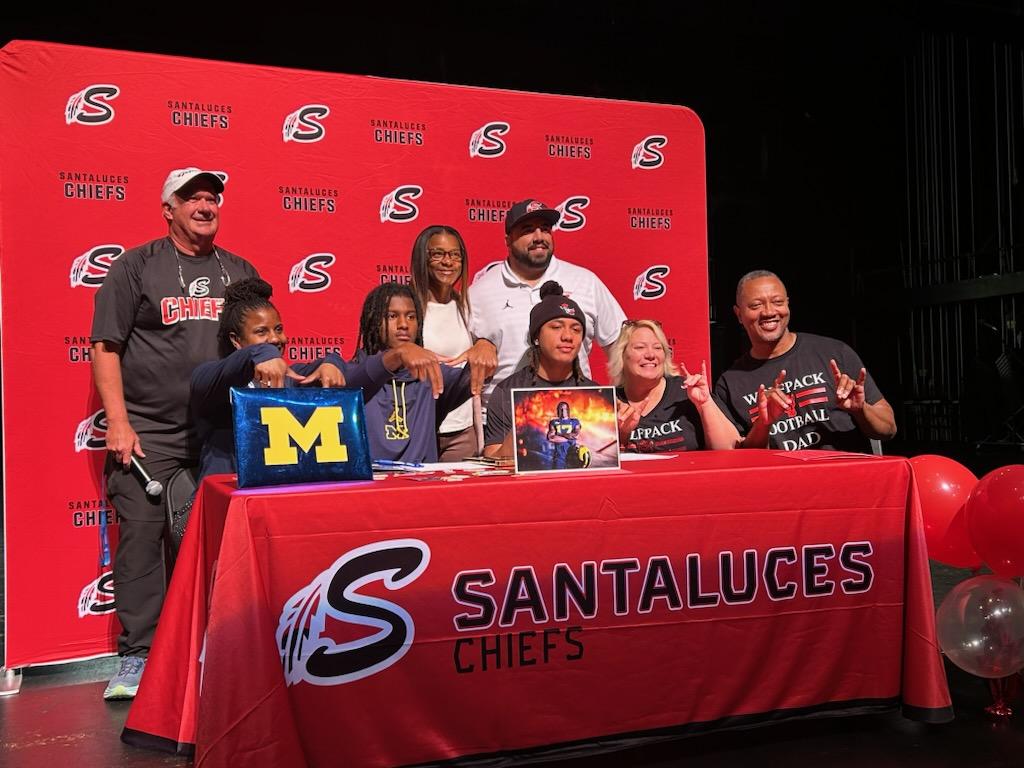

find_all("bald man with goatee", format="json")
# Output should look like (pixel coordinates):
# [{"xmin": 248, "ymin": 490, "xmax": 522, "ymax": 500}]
[{"xmin": 713, "ymin": 270, "xmax": 896, "ymax": 452}]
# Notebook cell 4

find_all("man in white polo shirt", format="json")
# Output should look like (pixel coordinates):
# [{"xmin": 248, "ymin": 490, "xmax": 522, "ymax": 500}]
[{"xmin": 469, "ymin": 199, "xmax": 626, "ymax": 407}]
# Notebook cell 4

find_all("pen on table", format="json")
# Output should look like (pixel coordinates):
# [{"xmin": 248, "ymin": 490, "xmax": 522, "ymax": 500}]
[{"xmin": 373, "ymin": 459, "xmax": 425, "ymax": 469}]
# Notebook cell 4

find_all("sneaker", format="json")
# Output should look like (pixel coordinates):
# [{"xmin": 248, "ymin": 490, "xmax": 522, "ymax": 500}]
[{"xmin": 103, "ymin": 656, "xmax": 145, "ymax": 700}]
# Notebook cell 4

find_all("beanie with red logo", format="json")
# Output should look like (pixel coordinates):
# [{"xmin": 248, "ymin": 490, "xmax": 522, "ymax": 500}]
[{"xmin": 528, "ymin": 281, "xmax": 586, "ymax": 342}]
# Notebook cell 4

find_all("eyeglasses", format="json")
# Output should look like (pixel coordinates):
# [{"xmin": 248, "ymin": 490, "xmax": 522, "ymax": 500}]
[
  {"xmin": 622, "ymin": 319, "xmax": 662, "ymax": 328},
  {"xmin": 427, "ymin": 248, "xmax": 463, "ymax": 263}
]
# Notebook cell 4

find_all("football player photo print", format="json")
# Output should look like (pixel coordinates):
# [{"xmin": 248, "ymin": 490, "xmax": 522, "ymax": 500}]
[{"xmin": 511, "ymin": 387, "xmax": 620, "ymax": 474}]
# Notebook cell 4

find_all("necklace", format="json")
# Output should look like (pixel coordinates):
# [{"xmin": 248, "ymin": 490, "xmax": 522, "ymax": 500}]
[{"xmin": 174, "ymin": 246, "xmax": 231, "ymax": 296}]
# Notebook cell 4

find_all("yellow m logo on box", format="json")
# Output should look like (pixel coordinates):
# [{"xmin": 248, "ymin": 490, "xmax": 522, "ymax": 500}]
[{"xmin": 261, "ymin": 406, "xmax": 350, "ymax": 465}]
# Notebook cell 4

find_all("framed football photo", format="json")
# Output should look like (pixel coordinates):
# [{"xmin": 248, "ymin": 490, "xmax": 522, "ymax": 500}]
[{"xmin": 510, "ymin": 386, "xmax": 620, "ymax": 474}]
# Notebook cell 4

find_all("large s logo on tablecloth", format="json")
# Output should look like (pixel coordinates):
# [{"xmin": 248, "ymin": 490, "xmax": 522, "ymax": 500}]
[{"xmin": 276, "ymin": 539, "xmax": 430, "ymax": 686}]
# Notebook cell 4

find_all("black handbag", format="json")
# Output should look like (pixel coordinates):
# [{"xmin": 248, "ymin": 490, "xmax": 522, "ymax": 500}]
[{"xmin": 165, "ymin": 466, "xmax": 200, "ymax": 556}]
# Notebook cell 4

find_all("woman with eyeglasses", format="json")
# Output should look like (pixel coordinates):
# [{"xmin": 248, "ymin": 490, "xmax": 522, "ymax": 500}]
[
  {"xmin": 410, "ymin": 225, "xmax": 496, "ymax": 460},
  {"xmin": 609, "ymin": 319, "xmax": 784, "ymax": 452}
]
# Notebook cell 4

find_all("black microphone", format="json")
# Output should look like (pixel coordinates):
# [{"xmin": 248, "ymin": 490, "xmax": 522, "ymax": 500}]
[{"xmin": 130, "ymin": 456, "xmax": 164, "ymax": 496}]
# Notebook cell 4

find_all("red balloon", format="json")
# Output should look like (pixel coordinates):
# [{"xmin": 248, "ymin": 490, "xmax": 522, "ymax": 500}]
[
  {"xmin": 936, "ymin": 504, "xmax": 980, "ymax": 569},
  {"xmin": 909, "ymin": 455, "xmax": 981, "ymax": 568},
  {"xmin": 966, "ymin": 465, "xmax": 1024, "ymax": 577}
]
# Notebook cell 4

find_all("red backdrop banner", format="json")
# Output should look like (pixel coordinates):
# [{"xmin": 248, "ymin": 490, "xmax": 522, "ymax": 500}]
[{"xmin": 0, "ymin": 41, "xmax": 708, "ymax": 666}]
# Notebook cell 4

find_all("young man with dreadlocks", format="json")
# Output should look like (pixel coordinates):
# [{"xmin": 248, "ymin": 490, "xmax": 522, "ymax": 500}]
[
  {"xmin": 189, "ymin": 278, "xmax": 431, "ymax": 482},
  {"xmin": 353, "ymin": 283, "xmax": 473, "ymax": 463}
]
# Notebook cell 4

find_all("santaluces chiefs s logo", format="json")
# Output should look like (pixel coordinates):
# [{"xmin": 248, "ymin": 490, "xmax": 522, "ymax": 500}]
[
  {"xmin": 277, "ymin": 539, "xmax": 430, "ymax": 686},
  {"xmin": 74, "ymin": 410, "xmax": 107, "ymax": 452},
  {"xmin": 69, "ymin": 244, "xmax": 125, "ymax": 288},
  {"xmin": 630, "ymin": 135, "xmax": 668, "ymax": 169},
  {"xmin": 289, "ymin": 253, "xmax": 336, "ymax": 293},
  {"xmin": 65, "ymin": 84, "xmax": 120, "ymax": 126},
  {"xmin": 468, "ymin": 122, "xmax": 510, "ymax": 158},
  {"xmin": 379, "ymin": 185, "xmax": 422, "ymax": 223},
  {"xmin": 283, "ymin": 104, "xmax": 330, "ymax": 143},
  {"xmin": 554, "ymin": 196, "xmax": 590, "ymax": 231},
  {"xmin": 78, "ymin": 571, "xmax": 116, "ymax": 617},
  {"xmin": 633, "ymin": 265, "xmax": 670, "ymax": 300}
]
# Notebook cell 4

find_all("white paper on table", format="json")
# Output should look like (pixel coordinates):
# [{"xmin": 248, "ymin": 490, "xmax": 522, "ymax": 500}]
[
  {"xmin": 422, "ymin": 461, "xmax": 484, "ymax": 472},
  {"xmin": 618, "ymin": 453, "xmax": 678, "ymax": 462}
]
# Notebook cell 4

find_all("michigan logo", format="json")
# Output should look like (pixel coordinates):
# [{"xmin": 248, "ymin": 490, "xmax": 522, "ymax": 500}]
[
  {"xmin": 630, "ymin": 135, "xmax": 668, "ymax": 169},
  {"xmin": 277, "ymin": 539, "xmax": 430, "ymax": 686},
  {"xmin": 69, "ymin": 244, "xmax": 124, "ymax": 288},
  {"xmin": 289, "ymin": 253, "xmax": 335, "ymax": 293},
  {"xmin": 74, "ymin": 410, "xmax": 107, "ymax": 452},
  {"xmin": 78, "ymin": 571, "xmax": 116, "ymax": 617},
  {"xmin": 468, "ymin": 121, "xmax": 510, "ymax": 158},
  {"xmin": 65, "ymin": 84, "xmax": 120, "ymax": 126},
  {"xmin": 261, "ymin": 406, "xmax": 348, "ymax": 465},
  {"xmin": 554, "ymin": 196, "xmax": 590, "ymax": 231},
  {"xmin": 633, "ymin": 265, "xmax": 670, "ymax": 300},
  {"xmin": 379, "ymin": 185, "xmax": 422, "ymax": 223},
  {"xmin": 283, "ymin": 104, "xmax": 330, "ymax": 143}
]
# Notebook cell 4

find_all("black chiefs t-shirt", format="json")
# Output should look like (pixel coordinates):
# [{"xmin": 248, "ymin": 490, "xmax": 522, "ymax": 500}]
[
  {"xmin": 90, "ymin": 237, "xmax": 258, "ymax": 458},
  {"xmin": 712, "ymin": 332, "xmax": 884, "ymax": 453},
  {"xmin": 616, "ymin": 376, "xmax": 705, "ymax": 453}
]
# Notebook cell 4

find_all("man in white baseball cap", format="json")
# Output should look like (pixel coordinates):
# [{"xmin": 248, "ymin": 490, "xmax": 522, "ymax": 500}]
[
  {"xmin": 90, "ymin": 167, "xmax": 258, "ymax": 700},
  {"xmin": 160, "ymin": 167, "xmax": 225, "ymax": 204}
]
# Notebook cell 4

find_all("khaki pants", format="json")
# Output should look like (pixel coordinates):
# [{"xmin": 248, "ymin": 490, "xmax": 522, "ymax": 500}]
[{"xmin": 437, "ymin": 425, "xmax": 478, "ymax": 462}]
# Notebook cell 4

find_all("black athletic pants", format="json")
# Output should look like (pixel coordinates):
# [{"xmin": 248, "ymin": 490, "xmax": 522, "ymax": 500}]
[{"xmin": 105, "ymin": 452, "xmax": 193, "ymax": 657}]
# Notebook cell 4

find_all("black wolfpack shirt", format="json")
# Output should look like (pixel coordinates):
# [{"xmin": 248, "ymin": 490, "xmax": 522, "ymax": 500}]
[
  {"xmin": 616, "ymin": 376, "xmax": 705, "ymax": 453},
  {"xmin": 712, "ymin": 332, "xmax": 884, "ymax": 453},
  {"xmin": 90, "ymin": 237, "xmax": 258, "ymax": 458}
]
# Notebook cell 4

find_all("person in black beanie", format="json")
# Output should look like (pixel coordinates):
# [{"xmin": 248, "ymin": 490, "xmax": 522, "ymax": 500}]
[
  {"xmin": 468, "ymin": 198, "xmax": 625, "ymax": 410},
  {"xmin": 483, "ymin": 280, "xmax": 597, "ymax": 457}
]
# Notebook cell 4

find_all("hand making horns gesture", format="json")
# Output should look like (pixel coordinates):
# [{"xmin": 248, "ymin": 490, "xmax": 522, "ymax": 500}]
[{"xmin": 830, "ymin": 359, "xmax": 866, "ymax": 412}]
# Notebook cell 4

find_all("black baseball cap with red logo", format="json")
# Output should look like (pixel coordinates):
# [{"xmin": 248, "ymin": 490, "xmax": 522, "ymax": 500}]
[{"xmin": 504, "ymin": 198, "xmax": 561, "ymax": 234}]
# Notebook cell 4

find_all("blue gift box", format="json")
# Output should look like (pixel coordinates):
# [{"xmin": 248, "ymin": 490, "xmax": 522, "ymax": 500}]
[{"xmin": 231, "ymin": 387, "xmax": 374, "ymax": 488}]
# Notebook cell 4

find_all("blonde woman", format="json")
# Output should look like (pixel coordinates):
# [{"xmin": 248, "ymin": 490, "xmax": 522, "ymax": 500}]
[{"xmin": 609, "ymin": 320, "xmax": 784, "ymax": 452}]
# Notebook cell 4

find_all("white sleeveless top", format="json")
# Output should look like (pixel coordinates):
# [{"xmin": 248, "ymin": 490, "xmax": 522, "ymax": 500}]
[{"xmin": 423, "ymin": 299, "xmax": 474, "ymax": 433}]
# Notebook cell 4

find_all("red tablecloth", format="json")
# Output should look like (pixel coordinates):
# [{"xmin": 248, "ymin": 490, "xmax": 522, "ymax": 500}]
[{"xmin": 124, "ymin": 451, "xmax": 952, "ymax": 767}]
